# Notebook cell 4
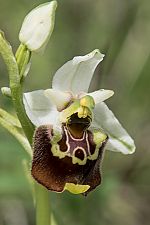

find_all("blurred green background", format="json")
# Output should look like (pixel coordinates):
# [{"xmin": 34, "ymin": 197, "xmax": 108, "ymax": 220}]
[{"xmin": 0, "ymin": 0, "xmax": 150, "ymax": 224}]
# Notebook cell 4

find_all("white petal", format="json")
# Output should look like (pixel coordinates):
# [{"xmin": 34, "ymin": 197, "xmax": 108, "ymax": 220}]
[
  {"xmin": 44, "ymin": 89, "xmax": 72, "ymax": 111},
  {"xmin": 23, "ymin": 90, "xmax": 59, "ymax": 127},
  {"xmin": 19, "ymin": 1, "xmax": 57, "ymax": 52},
  {"xmin": 88, "ymin": 89, "xmax": 114, "ymax": 104},
  {"xmin": 52, "ymin": 49, "xmax": 104, "ymax": 94},
  {"xmin": 92, "ymin": 102, "xmax": 135, "ymax": 154}
]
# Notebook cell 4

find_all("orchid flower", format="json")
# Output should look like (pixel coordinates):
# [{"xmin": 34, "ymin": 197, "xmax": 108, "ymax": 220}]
[{"xmin": 23, "ymin": 49, "xmax": 135, "ymax": 195}]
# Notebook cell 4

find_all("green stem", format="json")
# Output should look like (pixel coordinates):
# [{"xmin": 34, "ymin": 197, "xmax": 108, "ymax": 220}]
[
  {"xmin": 51, "ymin": 214, "xmax": 57, "ymax": 225},
  {"xmin": 35, "ymin": 183, "xmax": 51, "ymax": 225}
]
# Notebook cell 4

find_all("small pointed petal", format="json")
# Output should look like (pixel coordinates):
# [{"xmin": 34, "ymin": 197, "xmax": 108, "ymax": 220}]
[
  {"xmin": 93, "ymin": 102, "xmax": 135, "ymax": 154},
  {"xmin": 52, "ymin": 49, "xmax": 104, "ymax": 94},
  {"xmin": 23, "ymin": 90, "xmax": 59, "ymax": 127},
  {"xmin": 44, "ymin": 89, "xmax": 72, "ymax": 111},
  {"xmin": 88, "ymin": 89, "xmax": 114, "ymax": 104}
]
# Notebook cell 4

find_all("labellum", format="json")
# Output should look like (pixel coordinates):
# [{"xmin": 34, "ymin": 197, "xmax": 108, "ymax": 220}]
[{"xmin": 31, "ymin": 96, "xmax": 108, "ymax": 195}]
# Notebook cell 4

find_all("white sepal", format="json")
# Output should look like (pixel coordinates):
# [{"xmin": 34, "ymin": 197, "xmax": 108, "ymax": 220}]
[
  {"xmin": 93, "ymin": 102, "xmax": 135, "ymax": 154},
  {"xmin": 44, "ymin": 89, "xmax": 72, "ymax": 111},
  {"xmin": 19, "ymin": 1, "xmax": 57, "ymax": 52},
  {"xmin": 88, "ymin": 89, "xmax": 114, "ymax": 104},
  {"xmin": 23, "ymin": 90, "xmax": 59, "ymax": 126},
  {"xmin": 52, "ymin": 49, "xmax": 104, "ymax": 94}
]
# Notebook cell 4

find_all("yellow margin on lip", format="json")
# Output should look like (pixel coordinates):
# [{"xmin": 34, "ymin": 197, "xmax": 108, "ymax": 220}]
[{"xmin": 64, "ymin": 183, "xmax": 90, "ymax": 194}]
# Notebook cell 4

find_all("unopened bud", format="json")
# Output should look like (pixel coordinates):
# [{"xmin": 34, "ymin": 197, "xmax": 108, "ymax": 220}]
[{"xmin": 19, "ymin": 1, "xmax": 57, "ymax": 52}]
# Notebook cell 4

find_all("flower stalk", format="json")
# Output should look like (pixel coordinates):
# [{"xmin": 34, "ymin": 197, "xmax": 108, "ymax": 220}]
[{"xmin": 35, "ymin": 183, "xmax": 51, "ymax": 225}]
